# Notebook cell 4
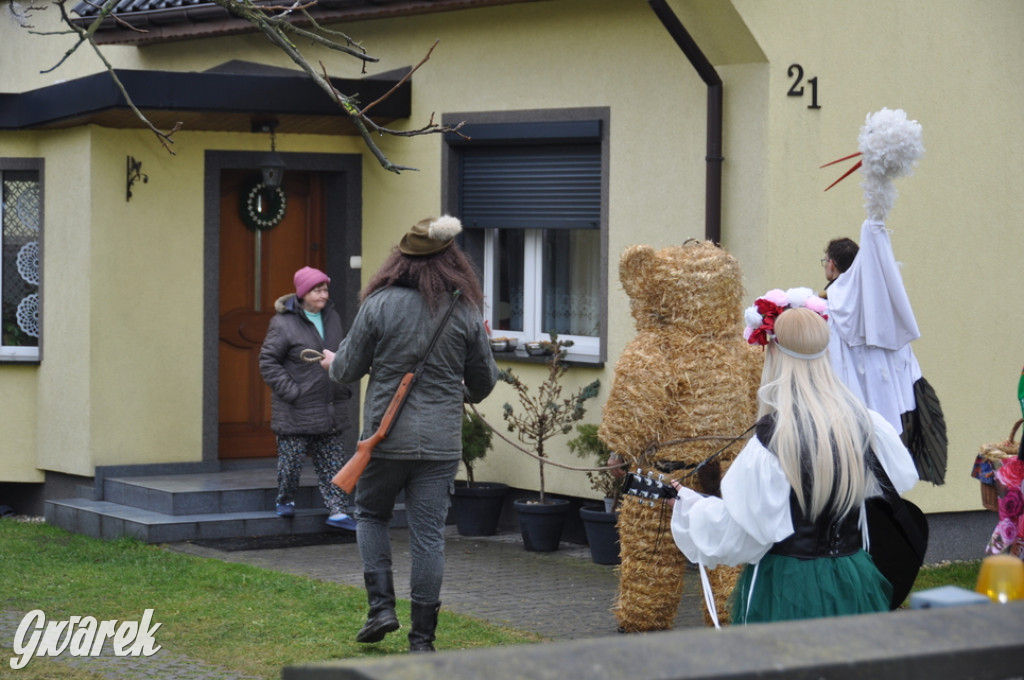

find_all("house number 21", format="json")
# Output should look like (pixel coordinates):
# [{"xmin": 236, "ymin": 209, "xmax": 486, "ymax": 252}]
[{"xmin": 787, "ymin": 64, "xmax": 821, "ymax": 109}]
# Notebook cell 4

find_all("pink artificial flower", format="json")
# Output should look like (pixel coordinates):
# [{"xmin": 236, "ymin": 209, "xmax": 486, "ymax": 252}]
[
  {"xmin": 998, "ymin": 487, "xmax": 1024, "ymax": 522},
  {"xmin": 804, "ymin": 295, "xmax": 828, "ymax": 315},
  {"xmin": 762, "ymin": 289, "xmax": 789, "ymax": 306},
  {"xmin": 997, "ymin": 517, "xmax": 1019, "ymax": 545},
  {"xmin": 996, "ymin": 458, "xmax": 1024, "ymax": 490}
]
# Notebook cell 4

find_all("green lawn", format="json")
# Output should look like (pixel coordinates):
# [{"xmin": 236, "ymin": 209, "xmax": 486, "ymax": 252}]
[{"xmin": 0, "ymin": 519, "xmax": 541, "ymax": 679}]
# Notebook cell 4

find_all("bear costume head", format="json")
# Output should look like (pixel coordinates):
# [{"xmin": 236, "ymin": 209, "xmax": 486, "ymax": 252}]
[{"xmin": 620, "ymin": 241, "xmax": 745, "ymax": 336}]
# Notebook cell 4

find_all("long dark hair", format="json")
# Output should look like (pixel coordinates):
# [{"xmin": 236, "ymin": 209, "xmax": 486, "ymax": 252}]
[{"xmin": 360, "ymin": 244, "xmax": 485, "ymax": 313}]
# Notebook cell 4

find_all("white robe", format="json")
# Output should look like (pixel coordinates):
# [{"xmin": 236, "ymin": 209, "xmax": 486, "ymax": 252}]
[
  {"xmin": 670, "ymin": 410, "xmax": 919, "ymax": 569},
  {"xmin": 826, "ymin": 219, "xmax": 922, "ymax": 433}
]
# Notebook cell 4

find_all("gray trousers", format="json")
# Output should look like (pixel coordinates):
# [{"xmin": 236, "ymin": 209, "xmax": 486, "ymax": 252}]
[{"xmin": 355, "ymin": 458, "xmax": 459, "ymax": 604}]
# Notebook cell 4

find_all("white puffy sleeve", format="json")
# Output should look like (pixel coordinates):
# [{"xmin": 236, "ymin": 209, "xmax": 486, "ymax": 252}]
[
  {"xmin": 868, "ymin": 409, "xmax": 919, "ymax": 495},
  {"xmin": 670, "ymin": 437, "xmax": 795, "ymax": 568}
]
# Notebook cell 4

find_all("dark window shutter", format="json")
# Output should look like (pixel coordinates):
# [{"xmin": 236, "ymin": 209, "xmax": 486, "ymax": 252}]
[{"xmin": 459, "ymin": 144, "xmax": 600, "ymax": 230}]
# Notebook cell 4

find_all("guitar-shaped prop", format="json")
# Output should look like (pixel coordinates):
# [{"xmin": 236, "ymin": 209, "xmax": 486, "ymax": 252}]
[{"xmin": 621, "ymin": 468, "xmax": 677, "ymax": 506}]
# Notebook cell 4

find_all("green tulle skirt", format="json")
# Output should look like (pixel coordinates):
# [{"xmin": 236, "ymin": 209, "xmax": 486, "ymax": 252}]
[{"xmin": 729, "ymin": 549, "xmax": 893, "ymax": 624}]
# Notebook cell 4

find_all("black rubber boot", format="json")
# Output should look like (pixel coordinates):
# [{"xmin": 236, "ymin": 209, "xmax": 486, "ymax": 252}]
[
  {"xmin": 355, "ymin": 571, "xmax": 400, "ymax": 643},
  {"xmin": 408, "ymin": 601, "xmax": 441, "ymax": 653}
]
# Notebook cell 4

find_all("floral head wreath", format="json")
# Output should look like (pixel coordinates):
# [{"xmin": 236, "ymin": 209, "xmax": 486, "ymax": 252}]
[{"xmin": 744, "ymin": 287, "xmax": 829, "ymax": 350}]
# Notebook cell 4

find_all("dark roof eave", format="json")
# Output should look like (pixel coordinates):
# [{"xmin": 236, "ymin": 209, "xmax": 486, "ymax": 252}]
[
  {"xmin": 0, "ymin": 67, "xmax": 410, "ymax": 134},
  {"xmin": 70, "ymin": 0, "xmax": 552, "ymax": 46}
]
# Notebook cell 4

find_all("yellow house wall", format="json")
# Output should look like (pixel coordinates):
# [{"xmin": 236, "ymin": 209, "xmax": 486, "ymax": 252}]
[
  {"xmin": 0, "ymin": 365, "xmax": 41, "ymax": 482},
  {"xmin": 712, "ymin": 0, "xmax": 1024, "ymax": 513},
  {"xmin": 2, "ymin": 0, "xmax": 1020, "ymax": 512},
  {"xmin": 32, "ymin": 130, "xmax": 95, "ymax": 476}
]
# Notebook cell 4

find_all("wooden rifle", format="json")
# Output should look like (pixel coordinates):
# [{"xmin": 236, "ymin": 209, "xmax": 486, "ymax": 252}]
[{"xmin": 331, "ymin": 290, "xmax": 462, "ymax": 494}]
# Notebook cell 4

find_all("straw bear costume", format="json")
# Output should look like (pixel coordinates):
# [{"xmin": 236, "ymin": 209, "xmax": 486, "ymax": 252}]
[{"xmin": 600, "ymin": 241, "xmax": 762, "ymax": 630}]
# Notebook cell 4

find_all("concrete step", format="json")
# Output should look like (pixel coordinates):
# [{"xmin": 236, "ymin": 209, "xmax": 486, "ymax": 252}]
[
  {"xmin": 43, "ymin": 464, "xmax": 408, "ymax": 544},
  {"xmin": 102, "ymin": 467, "xmax": 319, "ymax": 515},
  {"xmin": 45, "ymin": 498, "xmax": 336, "ymax": 544}
]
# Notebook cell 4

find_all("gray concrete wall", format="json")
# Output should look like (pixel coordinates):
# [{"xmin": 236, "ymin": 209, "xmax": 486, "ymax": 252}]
[{"xmin": 284, "ymin": 601, "xmax": 1024, "ymax": 680}]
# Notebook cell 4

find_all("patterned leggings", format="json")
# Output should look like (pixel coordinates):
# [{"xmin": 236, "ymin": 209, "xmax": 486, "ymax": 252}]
[{"xmin": 275, "ymin": 433, "xmax": 353, "ymax": 515}]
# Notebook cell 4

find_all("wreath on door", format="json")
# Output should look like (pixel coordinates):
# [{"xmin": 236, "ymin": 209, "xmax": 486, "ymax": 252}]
[{"xmin": 239, "ymin": 176, "xmax": 287, "ymax": 231}]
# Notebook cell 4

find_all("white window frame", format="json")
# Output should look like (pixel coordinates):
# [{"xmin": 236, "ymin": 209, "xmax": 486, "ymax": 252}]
[
  {"xmin": 443, "ymin": 111, "xmax": 609, "ymax": 364},
  {"xmin": 482, "ymin": 228, "xmax": 600, "ymax": 358}
]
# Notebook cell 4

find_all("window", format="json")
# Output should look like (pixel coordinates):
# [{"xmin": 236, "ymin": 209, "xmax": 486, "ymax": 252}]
[
  {"xmin": 444, "ymin": 115, "xmax": 607, "ymax": 361},
  {"xmin": 1, "ymin": 162, "xmax": 42, "ymax": 362}
]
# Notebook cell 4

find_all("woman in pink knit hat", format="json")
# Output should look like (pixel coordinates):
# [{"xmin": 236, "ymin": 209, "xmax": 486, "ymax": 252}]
[{"xmin": 259, "ymin": 266, "xmax": 357, "ymax": 530}]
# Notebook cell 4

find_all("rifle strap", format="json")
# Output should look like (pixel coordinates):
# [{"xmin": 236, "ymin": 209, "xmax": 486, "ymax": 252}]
[
  {"xmin": 380, "ymin": 289, "xmax": 462, "ymax": 438},
  {"xmin": 414, "ymin": 289, "xmax": 462, "ymax": 375}
]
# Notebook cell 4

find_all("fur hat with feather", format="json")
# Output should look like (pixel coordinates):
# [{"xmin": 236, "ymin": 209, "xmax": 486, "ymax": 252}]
[{"xmin": 399, "ymin": 215, "xmax": 463, "ymax": 256}]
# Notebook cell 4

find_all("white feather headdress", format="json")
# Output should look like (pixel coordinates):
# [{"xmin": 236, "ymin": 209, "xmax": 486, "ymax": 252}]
[
  {"xmin": 823, "ymin": 107, "xmax": 925, "ymax": 222},
  {"xmin": 858, "ymin": 108, "xmax": 924, "ymax": 221}
]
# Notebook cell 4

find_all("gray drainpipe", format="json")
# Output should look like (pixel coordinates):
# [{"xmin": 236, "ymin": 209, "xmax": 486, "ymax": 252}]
[{"xmin": 648, "ymin": 0, "xmax": 723, "ymax": 245}]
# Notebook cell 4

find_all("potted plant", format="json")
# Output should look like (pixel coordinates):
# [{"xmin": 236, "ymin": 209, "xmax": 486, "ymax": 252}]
[
  {"xmin": 499, "ymin": 333, "xmax": 600, "ymax": 551},
  {"xmin": 451, "ymin": 408, "xmax": 508, "ymax": 536},
  {"xmin": 568, "ymin": 423, "xmax": 622, "ymax": 512},
  {"xmin": 568, "ymin": 423, "xmax": 623, "ymax": 565}
]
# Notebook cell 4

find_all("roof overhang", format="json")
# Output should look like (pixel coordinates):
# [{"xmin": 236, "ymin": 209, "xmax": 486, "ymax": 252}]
[
  {"xmin": 0, "ymin": 63, "xmax": 410, "ymax": 136},
  {"xmin": 71, "ymin": 0, "xmax": 551, "ymax": 46}
]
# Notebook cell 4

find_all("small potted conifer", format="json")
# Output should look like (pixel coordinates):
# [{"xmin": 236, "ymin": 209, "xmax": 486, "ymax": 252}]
[
  {"xmin": 500, "ymin": 333, "xmax": 600, "ymax": 552},
  {"xmin": 450, "ymin": 408, "xmax": 508, "ymax": 536},
  {"xmin": 568, "ymin": 423, "xmax": 623, "ymax": 565}
]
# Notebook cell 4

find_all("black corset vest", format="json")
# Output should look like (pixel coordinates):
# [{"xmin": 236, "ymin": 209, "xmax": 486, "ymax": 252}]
[{"xmin": 756, "ymin": 415, "xmax": 863, "ymax": 560}]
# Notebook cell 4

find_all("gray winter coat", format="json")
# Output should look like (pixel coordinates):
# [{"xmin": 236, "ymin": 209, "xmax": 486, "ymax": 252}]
[
  {"xmin": 329, "ymin": 287, "xmax": 498, "ymax": 460},
  {"xmin": 260, "ymin": 294, "xmax": 353, "ymax": 436}
]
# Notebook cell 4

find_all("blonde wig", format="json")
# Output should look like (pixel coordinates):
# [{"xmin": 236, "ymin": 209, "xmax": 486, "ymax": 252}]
[{"xmin": 757, "ymin": 308, "xmax": 872, "ymax": 521}]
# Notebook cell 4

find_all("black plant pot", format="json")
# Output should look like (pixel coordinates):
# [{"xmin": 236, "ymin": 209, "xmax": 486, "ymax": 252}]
[
  {"xmin": 579, "ymin": 505, "xmax": 620, "ymax": 565},
  {"xmin": 514, "ymin": 498, "xmax": 570, "ymax": 552},
  {"xmin": 451, "ymin": 481, "xmax": 509, "ymax": 536}
]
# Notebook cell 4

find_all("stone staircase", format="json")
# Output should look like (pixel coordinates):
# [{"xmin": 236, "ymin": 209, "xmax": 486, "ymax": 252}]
[{"xmin": 44, "ymin": 462, "xmax": 405, "ymax": 544}]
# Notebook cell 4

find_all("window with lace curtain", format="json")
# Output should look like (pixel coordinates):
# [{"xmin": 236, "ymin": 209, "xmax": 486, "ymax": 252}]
[
  {"xmin": 443, "ymin": 114, "xmax": 607, "ymax": 361},
  {"xmin": 1, "ymin": 161, "xmax": 42, "ymax": 362}
]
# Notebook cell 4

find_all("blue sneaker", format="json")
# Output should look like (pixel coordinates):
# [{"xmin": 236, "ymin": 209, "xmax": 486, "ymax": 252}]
[
  {"xmin": 326, "ymin": 513, "xmax": 357, "ymax": 531},
  {"xmin": 276, "ymin": 503, "xmax": 295, "ymax": 518}
]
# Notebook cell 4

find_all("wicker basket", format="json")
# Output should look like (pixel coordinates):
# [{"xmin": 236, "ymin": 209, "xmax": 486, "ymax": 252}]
[{"xmin": 977, "ymin": 419, "xmax": 1022, "ymax": 511}]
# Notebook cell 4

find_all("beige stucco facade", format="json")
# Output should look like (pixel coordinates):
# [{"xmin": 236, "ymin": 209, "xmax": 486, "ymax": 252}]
[{"xmin": 1, "ymin": 0, "xmax": 1021, "ymax": 513}]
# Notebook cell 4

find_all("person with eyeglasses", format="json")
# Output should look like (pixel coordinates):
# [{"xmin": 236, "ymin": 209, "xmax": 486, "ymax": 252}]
[
  {"xmin": 823, "ymin": 223, "xmax": 946, "ymax": 485},
  {"xmin": 818, "ymin": 237, "xmax": 859, "ymax": 298}
]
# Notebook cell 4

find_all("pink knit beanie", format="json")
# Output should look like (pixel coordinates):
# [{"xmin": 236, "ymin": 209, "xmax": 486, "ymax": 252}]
[{"xmin": 294, "ymin": 266, "xmax": 330, "ymax": 299}]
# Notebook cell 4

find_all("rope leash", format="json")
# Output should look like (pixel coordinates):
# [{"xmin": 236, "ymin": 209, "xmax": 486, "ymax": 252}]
[
  {"xmin": 467, "ymin": 403, "xmax": 622, "ymax": 473},
  {"xmin": 304, "ymin": 351, "xmax": 751, "ymax": 476},
  {"xmin": 301, "ymin": 349, "xmax": 325, "ymax": 363}
]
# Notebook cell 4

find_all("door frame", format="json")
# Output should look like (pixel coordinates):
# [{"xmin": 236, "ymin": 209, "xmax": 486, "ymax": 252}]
[{"xmin": 203, "ymin": 150, "xmax": 363, "ymax": 464}]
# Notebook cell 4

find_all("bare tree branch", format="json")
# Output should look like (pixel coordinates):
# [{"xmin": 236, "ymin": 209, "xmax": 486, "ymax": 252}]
[
  {"xmin": 20, "ymin": 0, "xmax": 465, "ymax": 172},
  {"xmin": 42, "ymin": 0, "xmax": 182, "ymax": 152},
  {"xmin": 360, "ymin": 38, "xmax": 436, "ymax": 116}
]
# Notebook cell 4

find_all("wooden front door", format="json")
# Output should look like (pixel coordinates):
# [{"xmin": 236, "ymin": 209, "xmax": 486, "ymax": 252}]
[{"xmin": 218, "ymin": 169, "xmax": 325, "ymax": 459}]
